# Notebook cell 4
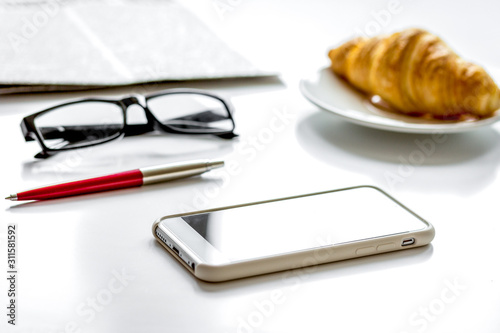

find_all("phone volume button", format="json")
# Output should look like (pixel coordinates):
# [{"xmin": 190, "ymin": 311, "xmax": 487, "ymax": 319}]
[
  {"xmin": 355, "ymin": 246, "xmax": 376, "ymax": 255},
  {"xmin": 377, "ymin": 243, "xmax": 396, "ymax": 251}
]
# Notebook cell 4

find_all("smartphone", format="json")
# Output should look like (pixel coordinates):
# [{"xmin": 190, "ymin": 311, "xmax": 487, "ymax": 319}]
[{"xmin": 152, "ymin": 185, "xmax": 434, "ymax": 282}]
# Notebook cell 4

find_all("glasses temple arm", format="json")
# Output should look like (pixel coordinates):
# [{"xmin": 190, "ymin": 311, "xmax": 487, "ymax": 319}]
[
  {"xmin": 123, "ymin": 124, "xmax": 155, "ymax": 137},
  {"xmin": 166, "ymin": 110, "xmax": 230, "ymax": 123},
  {"xmin": 36, "ymin": 124, "xmax": 123, "ymax": 142}
]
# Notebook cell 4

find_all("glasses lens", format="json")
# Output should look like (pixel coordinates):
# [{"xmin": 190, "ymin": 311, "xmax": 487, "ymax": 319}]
[
  {"xmin": 34, "ymin": 101, "xmax": 124, "ymax": 150},
  {"xmin": 147, "ymin": 93, "xmax": 233, "ymax": 134}
]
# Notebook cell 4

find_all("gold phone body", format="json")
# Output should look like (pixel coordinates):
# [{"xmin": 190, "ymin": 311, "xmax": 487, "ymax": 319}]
[{"xmin": 152, "ymin": 186, "xmax": 435, "ymax": 282}]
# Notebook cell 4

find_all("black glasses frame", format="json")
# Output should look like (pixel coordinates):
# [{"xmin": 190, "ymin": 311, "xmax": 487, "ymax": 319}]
[{"xmin": 21, "ymin": 88, "xmax": 237, "ymax": 158}]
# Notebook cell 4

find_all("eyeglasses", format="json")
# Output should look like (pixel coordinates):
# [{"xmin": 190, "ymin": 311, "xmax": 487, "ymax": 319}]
[{"xmin": 21, "ymin": 88, "xmax": 237, "ymax": 158}]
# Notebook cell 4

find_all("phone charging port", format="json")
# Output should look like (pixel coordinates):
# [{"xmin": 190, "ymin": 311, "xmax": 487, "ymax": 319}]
[{"xmin": 401, "ymin": 238, "xmax": 415, "ymax": 246}]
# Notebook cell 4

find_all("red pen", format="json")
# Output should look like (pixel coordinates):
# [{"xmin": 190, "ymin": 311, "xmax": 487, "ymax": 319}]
[{"xmin": 5, "ymin": 159, "xmax": 224, "ymax": 201}]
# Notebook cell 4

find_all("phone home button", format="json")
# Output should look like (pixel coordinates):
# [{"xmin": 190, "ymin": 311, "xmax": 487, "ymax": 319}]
[{"xmin": 356, "ymin": 246, "xmax": 376, "ymax": 255}]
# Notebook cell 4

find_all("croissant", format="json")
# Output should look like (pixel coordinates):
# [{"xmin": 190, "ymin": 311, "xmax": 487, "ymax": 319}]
[{"xmin": 328, "ymin": 28, "xmax": 500, "ymax": 119}]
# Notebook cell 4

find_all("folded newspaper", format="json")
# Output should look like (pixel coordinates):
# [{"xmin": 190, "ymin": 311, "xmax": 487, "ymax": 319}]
[{"xmin": 0, "ymin": 0, "xmax": 272, "ymax": 94}]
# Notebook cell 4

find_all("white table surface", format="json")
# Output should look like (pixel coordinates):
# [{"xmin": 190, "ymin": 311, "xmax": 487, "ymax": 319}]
[{"xmin": 2, "ymin": 1, "xmax": 500, "ymax": 332}]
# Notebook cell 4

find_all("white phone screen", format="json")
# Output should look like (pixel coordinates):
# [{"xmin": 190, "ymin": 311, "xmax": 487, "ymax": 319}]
[{"xmin": 175, "ymin": 187, "xmax": 427, "ymax": 262}]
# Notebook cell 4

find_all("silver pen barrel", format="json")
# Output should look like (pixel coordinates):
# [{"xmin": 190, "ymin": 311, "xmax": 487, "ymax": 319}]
[{"xmin": 140, "ymin": 160, "xmax": 224, "ymax": 185}]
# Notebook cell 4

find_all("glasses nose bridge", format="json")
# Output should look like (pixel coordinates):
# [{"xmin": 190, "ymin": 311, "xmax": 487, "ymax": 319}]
[
  {"xmin": 122, "ymin": 95, "xmax": 147, "ymax": 109},
  {"xmin": 121, "ymin": 95, "xmax": 151, "ymax": 119},
  {"xmin": 120, "ymin": 95, "xmax": 157, "ymax": 128}
]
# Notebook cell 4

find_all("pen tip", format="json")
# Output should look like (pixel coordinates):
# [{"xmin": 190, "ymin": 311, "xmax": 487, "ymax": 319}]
[
  {"xmin": 208, "ymin": 160, "xmax": 224, "ymax": 170},
  {"xmin": 5, "ymin": 194, "xmax": 17, "ymax": 201}
]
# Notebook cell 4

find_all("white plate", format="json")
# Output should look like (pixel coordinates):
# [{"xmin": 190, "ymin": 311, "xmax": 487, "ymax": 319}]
[{"xmin": 299, "ymin": 67, "xmax": 500, "ymax": 133}]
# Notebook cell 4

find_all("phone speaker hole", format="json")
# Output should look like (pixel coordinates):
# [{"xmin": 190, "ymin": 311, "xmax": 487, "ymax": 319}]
[{"xmin": 156, "ymin": 228, "xmax": 195, "ymax": 271}]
